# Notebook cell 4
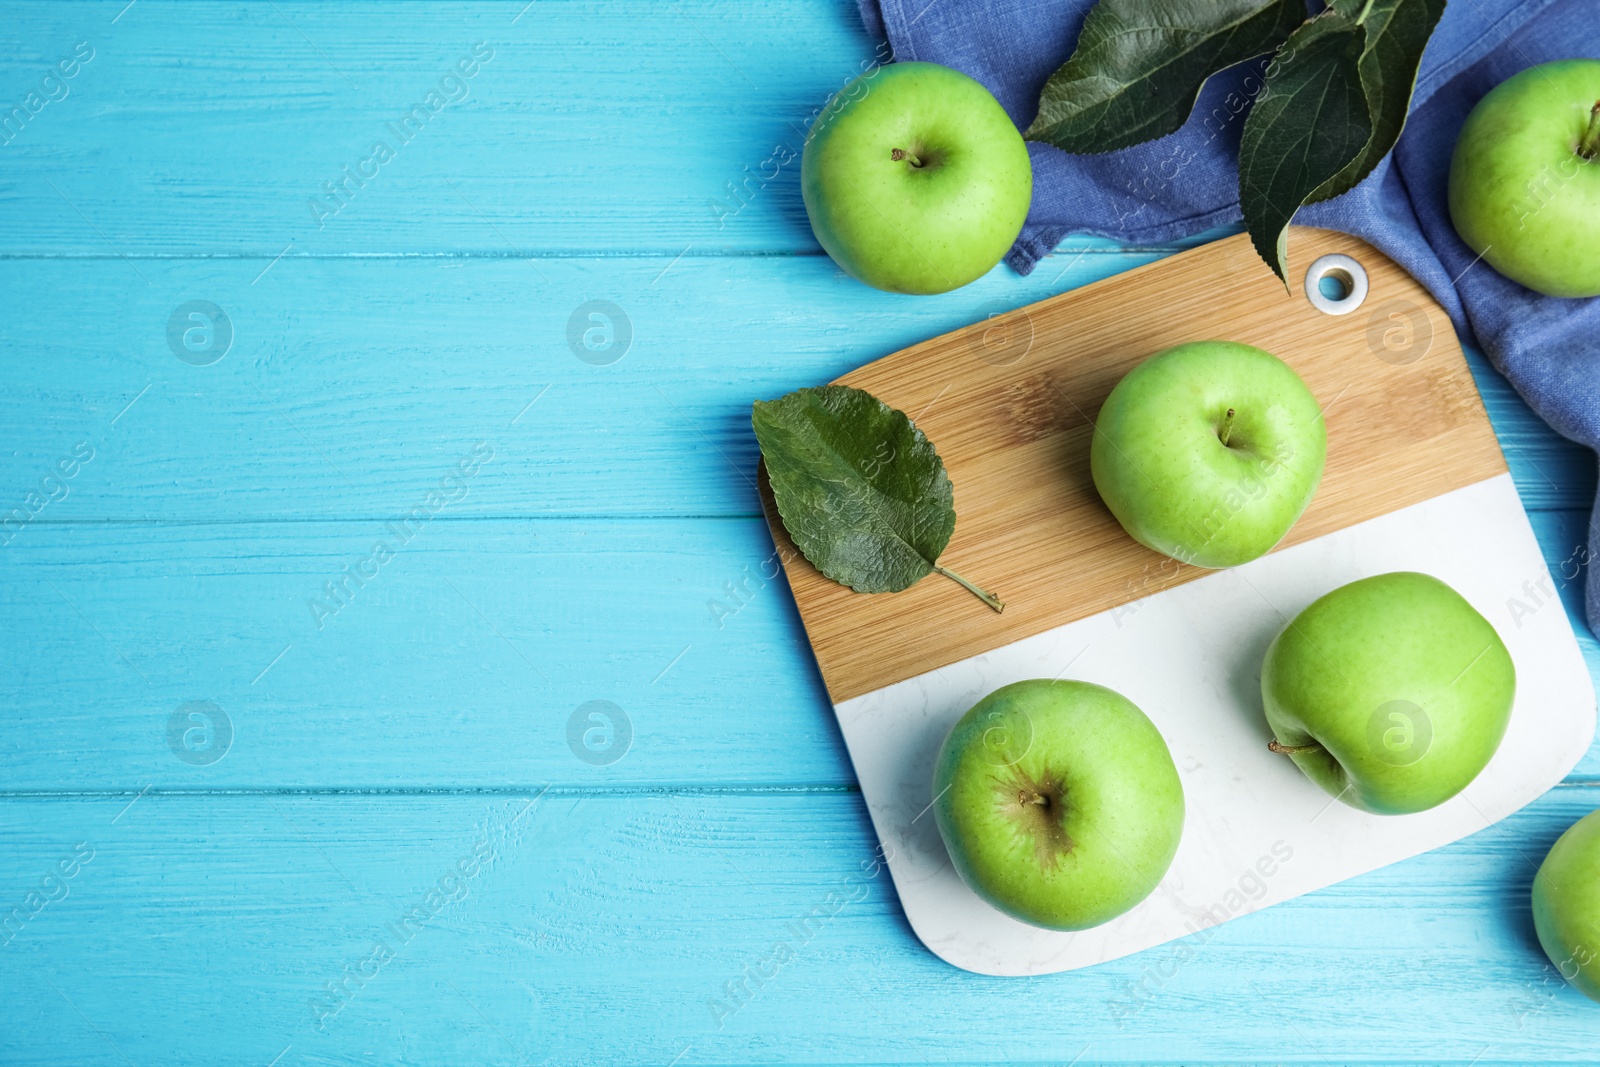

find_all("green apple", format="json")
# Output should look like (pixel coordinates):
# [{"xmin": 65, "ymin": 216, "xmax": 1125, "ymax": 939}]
[
  {"xmin": 1090, "ymin": 341, "xmax": 1327, "ymax": 569},
  {"xmin": 932, "ymin": 679, "xmax": 1184, "ymax": 930},
  {"xmin": 1448, "ymin": 59, "xmax": 1600, "ymax": 298},
  {"xmin": 801, "ymin": 61, "xmax": 1032, "ymax": 295},
  {"xmin": 1262, "ymin": 572, "xmax": 1516, "ymax": 815},
  {"xmin": 1533, "ymin": 809, "xmax": 1600, "ymax": 1003}
]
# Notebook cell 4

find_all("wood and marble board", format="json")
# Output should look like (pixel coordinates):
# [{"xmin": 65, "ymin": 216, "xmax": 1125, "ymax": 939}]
[{"xmin": 758, "ymin": 227, "xmax": 1597, "ymax": 976}]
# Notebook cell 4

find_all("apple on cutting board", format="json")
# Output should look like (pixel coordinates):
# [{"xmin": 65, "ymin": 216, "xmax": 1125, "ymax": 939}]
[
  {"xmin": 1090, "ymin": 340, "xmax": 1327, "ymax": 569},
  {"xmin": 801, "ymin": 61, "xmax": 1033, "ymax": 295},
  {"xmin": 1262, "ymin": 572, "xmax": 1516, "ymax": 815},
  {"xmin": 932, "ymin": 679, "xmax": 1184, "ymax": 931}
]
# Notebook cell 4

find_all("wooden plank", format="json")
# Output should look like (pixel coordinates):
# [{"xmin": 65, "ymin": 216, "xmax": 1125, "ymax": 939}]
[
  {"xmin": 0, "ymin": 1, "xmax": 1241, "ymax": 259},
  {"xmin": 0, "ymin": 0, "xmax": 867, "ymax": 255},
  {"xmin": 0, "ymin": 510, "xmax": 1595, "ymax": 792},
  {"xmin": 0, "ymin": 516, "xmax": 842, "ymax": 790},
  {"xmin": 0, "ymin": 253, "xmax": 1587, "ymax": 526},
  {"xmin": 3, "ymin": 787, "xmax": 1600, "ymax": 1066},
  {"xmin": 0, "ymin": 250, "xmax": 1162, "ymax": 523},
  {"xmin": 767, "ymin": 230, "xmax": 1509, "ymax": 702}
]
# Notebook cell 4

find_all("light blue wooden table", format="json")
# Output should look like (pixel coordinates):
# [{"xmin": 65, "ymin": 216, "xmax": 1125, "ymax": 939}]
[{"xmin": 3, "ymin": 2, "xmax": 1598, "ymax": 1063}]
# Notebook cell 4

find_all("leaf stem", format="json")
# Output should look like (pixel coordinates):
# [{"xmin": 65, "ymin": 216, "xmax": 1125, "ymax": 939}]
[
  {"xmin": 1354, "ymin": 0, "xmax": 1375, "ymax": 24},
  {"xmin": 933, "ymin": 564, "xmax": 1004, "ymax": 613},
  {"xmin": 1581, "ymin": 101, "xmax": 1600, "ymax": 160}
]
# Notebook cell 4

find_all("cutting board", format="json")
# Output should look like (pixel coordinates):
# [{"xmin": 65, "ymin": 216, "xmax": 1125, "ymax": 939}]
[{"xmin": 758, "ymin": 228, "xmax": 1596, "ymax": 976}]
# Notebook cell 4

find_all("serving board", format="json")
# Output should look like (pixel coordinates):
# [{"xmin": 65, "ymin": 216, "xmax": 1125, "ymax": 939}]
[{"xmin": 758, "ymin": 228, "xmax": 1597, "ymax": 976}]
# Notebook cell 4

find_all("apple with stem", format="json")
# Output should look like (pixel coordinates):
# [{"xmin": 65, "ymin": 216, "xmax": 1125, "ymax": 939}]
[
  {"xmin": 1091, "ymin": 341, "xmax": 1327, "ymax": 569},
  {"xmin": 1262, "ymin": 572, "xmax": 1515, "ymax": 815},
  {"xmin": 1533, "ymin": 808, "xmax": 1600, "ymax": 1003},
  {"xmin": 802, "ymin": 62, "xmax": 1033, "ymax": 295},
  {"xmin": 1449, "ymin": 59, "xmax": 1600, "ymax": 298},
  {"xmin": 932, "ymin": 679, "xmax": 1184, "ymax": 931}
]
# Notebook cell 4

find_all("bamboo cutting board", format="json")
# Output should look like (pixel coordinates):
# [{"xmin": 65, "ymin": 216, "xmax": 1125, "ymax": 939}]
[
  {"xmin": 759, "ymin": 228, "xmax": 1596, "ymax": 976},
  {"xmin": 769, "ymin": 229, "xmax": 1505, "ymax": 705}
]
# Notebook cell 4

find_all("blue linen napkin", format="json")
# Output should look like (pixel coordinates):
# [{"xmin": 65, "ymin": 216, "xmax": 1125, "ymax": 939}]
[{"xmin": 858, "ymin": 0, "xmax": 1600, "ymax": 633}]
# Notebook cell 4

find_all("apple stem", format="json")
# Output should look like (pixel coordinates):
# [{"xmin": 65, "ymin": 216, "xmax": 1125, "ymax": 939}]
[
  {"xmin": 1267, "ymin": 739, "xmax": 1322, "ymax": 756},
  {"xmin": 1218, "ymin": 408, "xmax": 1236, "ymax": 448},
  {"xmin": 1581, "ymin": 101, "xmax": 1600, "ymax": 160},
  {"xmin": 933, "ymin": 564, "xmax": 1005, "ymax": 613},
  {"xmin": 1022, "ymin": 792, "xmax": 1049, "ymax": 807},
  {"xmin": 890, "ymin": 148, "xmax": 924, "ymax": 168}
]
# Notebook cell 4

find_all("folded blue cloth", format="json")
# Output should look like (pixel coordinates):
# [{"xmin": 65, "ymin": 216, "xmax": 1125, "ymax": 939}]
[{"xmin": 859, "ymin": 0, "xmax": 1600, "ymax": 633}]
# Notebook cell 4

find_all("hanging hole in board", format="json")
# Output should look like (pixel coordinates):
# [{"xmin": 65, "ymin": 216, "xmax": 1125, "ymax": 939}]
[{"xmin": 1304, "ymin": 253, "xmax": 1369, "ymax": 315}]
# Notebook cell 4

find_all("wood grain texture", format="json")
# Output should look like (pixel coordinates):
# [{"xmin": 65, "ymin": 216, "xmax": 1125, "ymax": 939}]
[
  {"xmin": 3, "ymin": 788, "xmax": 1600, "ymax": 1067},
  {"xmin": 0, "ymin": 252, "xmax": 1177, "ymax": 523},
  {"xmin": 0, "ymin": 517, "xmax": 839, "ymax": 790},
  {"xmin": 768, "ymin": 229, "xmax": 1507, "ymax": 702},
  {"xmin": 2, "ymin": 508, "xmax": 1599, "ymax": 793},
  {"xmin": 0, "ymin": 1, "xmax": 1239, "ymax": 259},
  {"xmin": 0, "ymin": 0, "xmax": 866, "ymax": 256},
  {"xmin": 0, "ymin": 252, "xmax": 1587, "ymax": 521}
]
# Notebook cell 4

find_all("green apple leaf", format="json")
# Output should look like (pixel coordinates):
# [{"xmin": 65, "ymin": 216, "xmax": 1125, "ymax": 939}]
[
  {"xmin": 1308, "ymin": 0, "xmax": 1447, "ymax": 202},
  {"xmin": 1238, "ymin": 11, "xmax": 1371, "ymax": 282},
  {"xmin": 752, "ymin": 385, "xmax": 1002, "ymax": 612},
  {"xmin": 1025, "ymin": 0, "xmax": 1303, "ymax": 154}
]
